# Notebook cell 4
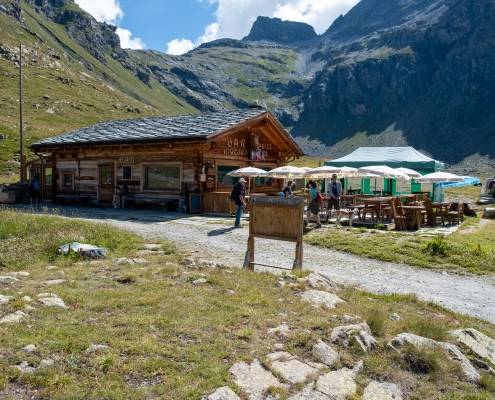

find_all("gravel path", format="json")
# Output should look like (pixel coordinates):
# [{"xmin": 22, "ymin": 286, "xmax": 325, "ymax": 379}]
[{"xmin": 86, "ymin": 210, "xmax": 495, "ymax": 325}]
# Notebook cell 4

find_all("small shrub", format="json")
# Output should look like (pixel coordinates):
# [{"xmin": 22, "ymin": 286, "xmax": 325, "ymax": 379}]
[
  {"xmin": 479, "ymin": 373, "xmax": 495, "ymax": 392},
  {"xmin": 363, "ymin": 305, "xmax": 389, "ymax": 337},
  {"xmin": 400, "ymin": 343, "xmax": 441, "ymax": 374},
  {"xmin": 423, "ymin": 235, "xmax": 450, "ymax": 256},
  {"xmin": 472, "ymin": 244, "xmax": 487, "ymax": 257},
  {"xmin": 291, "ymin": 269, "xmax": 313, "ymax": 279}
]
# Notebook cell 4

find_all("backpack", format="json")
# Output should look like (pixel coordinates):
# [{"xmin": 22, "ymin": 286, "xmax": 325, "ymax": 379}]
[
  {"xmin": 33, "ymin": 180, "xmax": 40, "ymax": 190},
  {"xmin": 315, "ymin": 191, "xmax": 322, "ymax": 203},
  {"xmin": 229, "ymin": 188, "xmax": 236, "ymax": 202}
]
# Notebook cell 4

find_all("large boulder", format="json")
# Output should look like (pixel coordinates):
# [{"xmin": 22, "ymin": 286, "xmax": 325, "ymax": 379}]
[
  {"xmin": 452, "ymin": 328, "xmax": 495, "ymax": 365},
  {"xmin": 57, "ymin": 242, "xmax": 106, "ymax": 259}
]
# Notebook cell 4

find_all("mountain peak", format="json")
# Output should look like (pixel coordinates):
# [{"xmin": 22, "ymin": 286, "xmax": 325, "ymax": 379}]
[{"xmin": 243, "ymin": 16, "xmax": 317, "ymax": 44}]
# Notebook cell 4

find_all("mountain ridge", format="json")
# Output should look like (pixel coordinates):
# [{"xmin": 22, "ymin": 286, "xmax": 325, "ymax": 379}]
[{"xmin": 1, "ymin": 0, "xmax": 494, "ymax": 179}]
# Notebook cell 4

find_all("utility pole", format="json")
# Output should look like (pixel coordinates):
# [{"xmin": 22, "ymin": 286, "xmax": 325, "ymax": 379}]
[{"xmin": 19, "ymin": 42, "xmax": 23, "ymax": 200}]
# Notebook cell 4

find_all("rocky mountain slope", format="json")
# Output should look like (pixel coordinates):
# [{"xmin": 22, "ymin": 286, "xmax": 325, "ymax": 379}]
[
  {"xmin": 0, "ymin": 0, "xmax": 196, "ymax": 178},
  {"xmin": 1, "ymin": 0, "xmax": 494, "ymax": 178}
]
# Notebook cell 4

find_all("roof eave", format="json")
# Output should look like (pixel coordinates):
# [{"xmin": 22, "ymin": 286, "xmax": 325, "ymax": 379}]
[{"xmin": 30, "ymin": 134, "xmax": 209, "ymax": 150}]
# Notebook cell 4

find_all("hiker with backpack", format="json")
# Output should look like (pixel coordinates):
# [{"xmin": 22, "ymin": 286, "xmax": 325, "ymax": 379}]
[
  {"xmin": 231, "ymin": 178, "xmax": 247, "ymax": 228},
  {"xmin": 304, "ymin": 180, "xmax": 322, "ymax": 229},
  {"xmin": 29, "ymin": 173, "xmax": 41, "ymax": 207}
]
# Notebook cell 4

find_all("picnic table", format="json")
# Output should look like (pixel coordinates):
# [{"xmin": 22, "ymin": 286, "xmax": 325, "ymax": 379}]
[{"xmin": 360, "ymin": 197, "xmax": 393, "ymax": 222}]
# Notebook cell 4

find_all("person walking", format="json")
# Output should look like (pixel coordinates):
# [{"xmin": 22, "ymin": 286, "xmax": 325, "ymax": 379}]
[
  {"xmin": 328, "ymin": 173, "xmax": 342, "ymax": 227},
  {"xmin": 232, "ymin": 178, "xmax": 247, "ymax": 228},
  {"xmin": 304, "ymin": 180, "xmax": 321, "ymax": 229},
  {"xmin": 28, "ymin": 174, "xmax": 41, "ymax": 207}
]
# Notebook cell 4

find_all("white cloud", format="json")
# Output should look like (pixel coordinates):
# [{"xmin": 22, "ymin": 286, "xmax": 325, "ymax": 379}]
[
  {"xmin": 74, "ymin": 0, "xmax": 123, "ymax": 24},
  {"xmin": 74, "ymin": 0, "xmax": 145, "ymax": 50},
  {"xmin": 116, "ymin": 28, "xmax": 146, "ymax": 49},
  {"xmin": 166, "ymin": 38, "xmax": 195, "ymax": 55},
  {"xmin": 167, "ymin": 0, "xmax": 358, "ymax": 55},
  {"xmin": 211, "ymin": 0, "xmax": 360, "ymax": 40},
  {"xmin": 166, "ymin": 22, "xmax": 219, "ymax": 55},
  {"xmin": 198, "ymin": 22, "xmax": 220, "ymax": 44}
]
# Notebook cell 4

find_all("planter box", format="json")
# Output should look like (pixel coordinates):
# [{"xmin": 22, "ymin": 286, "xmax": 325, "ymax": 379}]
[
  {"xmin": 206, "ymin": 168, "xmax": 216, "ymax": 175},
  {"xmin": 206, "ymin": 181, "xmax": 215, "ymax": 188},
  {"xmin": 0, "ymin": 192, "xmax": 16, "ymax": 204}
]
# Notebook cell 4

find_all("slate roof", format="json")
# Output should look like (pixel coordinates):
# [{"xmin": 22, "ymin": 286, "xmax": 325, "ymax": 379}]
[{"xmin": 31, "ymin": 109, "xmax": 269, "ymax": 148}]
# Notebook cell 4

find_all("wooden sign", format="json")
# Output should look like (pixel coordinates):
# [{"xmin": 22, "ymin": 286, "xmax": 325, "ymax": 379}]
[{"xmin": 244, "ymin": 196, "xmax": 305, "ymax": 270}]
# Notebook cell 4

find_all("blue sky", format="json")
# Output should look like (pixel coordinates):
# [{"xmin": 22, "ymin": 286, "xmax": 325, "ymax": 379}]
[{"xmin": 74, "ymin": 0, "xmax": 360, "ymax": 55}]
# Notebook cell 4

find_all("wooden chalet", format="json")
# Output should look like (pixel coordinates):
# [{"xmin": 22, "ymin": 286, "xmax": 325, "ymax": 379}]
[{"xmin": 29, "ymin": 109, "xmax": 303, "ymax": 213}]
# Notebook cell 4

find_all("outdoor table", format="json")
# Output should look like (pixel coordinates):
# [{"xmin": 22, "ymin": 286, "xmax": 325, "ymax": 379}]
[
  {"xmin": 361, "ymin": 197, "xmax": 392, "ymax": 222},
  {"xmin": 402, "ymin": 205, "xmax": 424, "ymax": 230}
]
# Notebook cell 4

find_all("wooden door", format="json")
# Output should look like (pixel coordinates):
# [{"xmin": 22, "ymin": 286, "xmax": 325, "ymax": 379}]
[{"xmin": 98, "ymin": 164, "xmax": 114, "ymax": 207}]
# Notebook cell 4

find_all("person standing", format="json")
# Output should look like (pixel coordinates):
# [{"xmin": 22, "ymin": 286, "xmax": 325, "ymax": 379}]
[
  {"xmin": 329, "ymin": 174, "xmax": 342, "ymax": 227},
  {"xmin": 233, "ymin": 178, "xmax": 247, "ymax": 228},
  {"xmin": 304, "ymin": 180, "xmax": 321, "ymax": 229},
  {"xmin": 28, "ymin": 174, "xmax": 41, "ymax": 207},
  {"xmin": 283, "ymin": 180, "xmax": 294, "ymax": 197}
]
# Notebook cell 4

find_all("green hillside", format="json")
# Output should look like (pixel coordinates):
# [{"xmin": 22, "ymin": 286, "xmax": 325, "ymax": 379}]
[{"xmin": 0, "ymin": 1, "xmax": 197, "ymax": 181}]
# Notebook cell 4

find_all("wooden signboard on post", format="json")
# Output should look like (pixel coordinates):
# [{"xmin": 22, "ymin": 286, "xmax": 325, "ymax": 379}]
[{"xmin": 244, "ymin": 196, "xmax": 305, "ymax": 271}]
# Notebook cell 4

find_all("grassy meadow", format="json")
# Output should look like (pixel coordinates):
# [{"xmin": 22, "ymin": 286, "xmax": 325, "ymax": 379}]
[{"xmin": 1, "ymin": 206, "xmax": 495, "ymax": 399}]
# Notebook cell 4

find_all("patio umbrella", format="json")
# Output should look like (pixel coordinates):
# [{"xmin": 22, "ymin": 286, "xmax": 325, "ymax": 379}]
[
  {"xmin": 414, "ymin": 172, "xmax": 464, "ymax": 202},
  {"xmin": 414, "ymin": 172, "xmax": 464, "ymax": 183},
  {"xmin": 316, "ymin": 166, "xmax": 359, "ymax": 178},
  {"xmin": 266, "ymin": 165, "xmax": 307, "ymax": 178},
  {"xmin": 357, "ymin": 166, "xmax": 409, "ymax": 196},
  {"xmin": 395, "ymin": 167, "xmax": 422, "ymax": 178},
  {"xmin": 227, "ymin": 166, "xmax": 267, "ymax": 194},
  {"xmin": 394, "ymin": 167, "xmax": 418, "ymax": 194},
  {"xmin": 303, "ymin": 165, "xmax": 339, "ymax": 179},
  {"xmin": 357, "ymin": 165, "xmax": 408, "ymax": 179}
]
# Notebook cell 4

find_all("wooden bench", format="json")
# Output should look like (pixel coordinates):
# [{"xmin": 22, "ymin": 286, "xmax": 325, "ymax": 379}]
[{"xmin": 56, "ymin": 194, "xmax": 92, "ymax": 206}]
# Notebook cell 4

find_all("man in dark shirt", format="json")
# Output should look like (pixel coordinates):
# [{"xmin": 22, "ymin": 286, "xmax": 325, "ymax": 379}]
[
  {"xmin": 233, "ymin": 178, "xmax": 247, "ymax": 228},
  {"xmin": 328, "ymin": 174, "xmax": 342, "ymax": 226},
  {"xmin": 283, "ymin": 180, "xmax": 294, "ymax": 197}
]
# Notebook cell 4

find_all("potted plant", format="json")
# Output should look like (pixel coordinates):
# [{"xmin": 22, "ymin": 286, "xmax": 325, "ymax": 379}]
[
  {"xmin": 205, "ymin": 162, "xmax": 216, "ymax": 175},
  {"xmin": 206, "ymin": 176, "xmax": 215, "ymax": 188}
]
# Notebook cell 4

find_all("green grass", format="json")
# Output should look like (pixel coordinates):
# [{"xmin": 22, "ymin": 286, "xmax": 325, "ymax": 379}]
[
  {"xmin": 1, "ymin": 208, "xmax": 495, "ymax": 399},
  {"xmin": 305, "ymin": 212, "xmax": 495, "ymax": 274}
]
